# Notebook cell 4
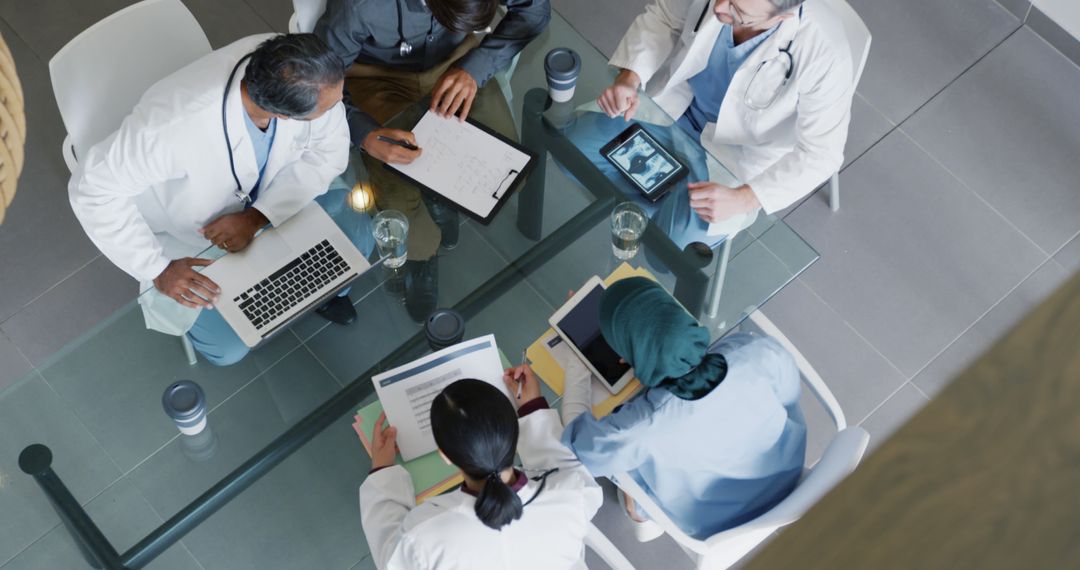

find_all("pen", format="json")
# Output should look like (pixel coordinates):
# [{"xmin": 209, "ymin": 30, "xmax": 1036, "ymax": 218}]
[
  {"xmin": 516, "ymin": 349, "xmax": 527, "ymax": 399},
  {"xmin": 376, "ymin": 135, "xmax": 419, "ymax": 151}
]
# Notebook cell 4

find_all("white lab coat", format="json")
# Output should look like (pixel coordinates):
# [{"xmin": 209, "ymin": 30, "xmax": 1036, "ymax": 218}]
[
  {"xmin": 610, "ymin": 0, "xmax": 854, "ymax": 213},
  {"xmin": 359, "ymin": 408, "xmax": 603, "ymax": 570},
  {"xmin": 69, "ymin": 34, "xmax": 350, "ymax": 285}
]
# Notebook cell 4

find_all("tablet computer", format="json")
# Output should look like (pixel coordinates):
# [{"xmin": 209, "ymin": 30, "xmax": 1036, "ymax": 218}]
[
  {"xmin": 599, "ymin": 123, "xmax": 688, "ymax": 202},
  {"xmin": 548, "ymin": 276, "xmax": 635, "ymax": 394}
]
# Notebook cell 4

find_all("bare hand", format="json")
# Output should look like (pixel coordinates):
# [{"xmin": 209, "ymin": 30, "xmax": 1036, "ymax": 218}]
[
  {"xmin": 503, "ymin": 364, "xmax": 542, "ymax": 405},
  {"xmin": 687, "ymin": 182, "xmax": 760, "ymax": 223},
  {"xmin": 597, "ymin": 69, "xmax": 641, "ymax": 120},
  {"xmin": 201, "ymin": 209, "xmax": 266, "ymax": 253},
  {"xmin": 153, "ymin": 258, "xmax": 220, "ymax": 309},
  {"xmin": 431, "ymin": 67, "xmax": 479, "ymax": 120},
  {"xmin": 362, "ymin": 128, "xmax": 422, "ymax": 165},
  {"xmin": 371, "ymin": 412, "xmax": 399, "ymax": 469}
]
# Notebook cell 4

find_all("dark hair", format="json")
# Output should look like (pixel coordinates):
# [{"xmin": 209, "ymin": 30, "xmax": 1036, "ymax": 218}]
[
  {"xmin": 431, "ymin": 379, "xmax": 522, "ymax": 530},
  {"xmin": 243, "ymin": 34, "xmax": 344, "ymax": 118},
  {"xmin": 427, "ymin": 0, "xmax": 499, "ymax": 34}
]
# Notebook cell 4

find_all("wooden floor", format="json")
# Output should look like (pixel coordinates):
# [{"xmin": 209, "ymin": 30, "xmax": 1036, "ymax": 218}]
[{"xmin": 746, "ymin": 271, "xmax": 1080, "ymax": 570}]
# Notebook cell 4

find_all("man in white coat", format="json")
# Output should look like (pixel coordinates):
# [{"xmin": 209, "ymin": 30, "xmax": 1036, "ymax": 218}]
[
  {"xmin": 594, "ymin": 0, "xmax": 853, "ymax": 241},
  {"xmin": 70, "ymin": 34, "xmax": 364, "ymax": 366}
]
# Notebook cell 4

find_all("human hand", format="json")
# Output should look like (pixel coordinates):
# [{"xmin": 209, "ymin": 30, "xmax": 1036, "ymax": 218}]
[
  {"xmin": 201, "ymin": 209, "xmax": 267, "ymax": 253},
  {"xmin": 431, "ymin": 67, "xmax": 478, "ymax": 120},
  {"xmin": 597, "ymin": 69, "xmax": 641, "ymax": 120},
  {"xmin": 687, "ymin": 182, "xmax": 760, "ymax": 223},
  {"xmin": 503, "ymin": 364, "xmax": 541, "ymax": 405},
  {"xmin": 362, "ymin": 128, "xmax": 422, "ymax": 164},
  {"xmin": 153, "ymin": 258, "xmax": 221, "ymax": 309},
  {"xmin": 371, "ymin": 412, "xmax": 399, "ymax": 469}
]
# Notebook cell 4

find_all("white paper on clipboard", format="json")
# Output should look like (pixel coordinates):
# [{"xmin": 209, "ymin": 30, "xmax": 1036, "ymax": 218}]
[
  {"xmin": 388, "ymin": 111, "xmax": 531, "ymax": 220},
  {"xmin": 371, "ymin": 334, "xmax": 512, "ymax": 461}
]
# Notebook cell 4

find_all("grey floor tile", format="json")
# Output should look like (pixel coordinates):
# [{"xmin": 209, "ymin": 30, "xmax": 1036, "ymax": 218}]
[
  {"xmin": 761, "ymin": 279, "xmax": 906, "ymax": 427},
  {"xmin": 0, "ymin": 18, "xmax": 103, "ymax": 322},
  {"xmin": 0, "ymin": 375, "xmax": 121, "ymax": 566},
  {"xmin": 551, "ymin": 0, "xmax": 649, "ymax": 58},
  {"xmin": 857, "ymin": 383, "xmax": 929, "ymax": 453},
  {"xmin": 903, "ymin": 27, "xmax": 1080, "ymax": 254},
  {"xmin": 128, "ymin": 351, "xmax": 368, "ymax": 569},
  {"xmin": 182, "ymin": 0, "xmax": 274, "ymax": 48},
  {"xmin": 1054, "ymin": 232, "xmax": 1080, "ymax": 275},
  {"xmin": 1, "ymin": 257, "xmax": 137, "ymax": 367},
  {"xmin": 842, "ymin": 93, "xmax": 893, "ymax": 169},
  {"xmin": 788, "ymin": 130, "xmax": 1046, "ymax": 378},
  {"xmin": 995, "ymin": 0, "xmax": 1031, "ymax": 20},
  {"xmin": 848, "ymin": 0, "xmax": 1018, "ymax": 124},
  {"xmin": 0, "ymin": 331, "xmax": 32, "ymax": 394},
  {"xmin": 3, "ymin": 479, "xmax": 201, "ymax": 570},
  {"xmin": 799, "ymin": 383, "xmax": 837, "ymax": 468},
  {"xmin": 241, "ymin": 0, "xmax": 294, "ymax": 33},
  {"xmin": 913, "ymin": 260, "xmax": 1068, "ymax": 397},
  {"xmin": 0, "ymin": 0, "xmax": 135, "ymax": 60},
  {"xmin": 39, "ymin": 308, "xmax": 299, "ymax": 472},
  {"xmin": 349, "ymin": 556, "xmax": 376, "ymax": 570},
  {"xmin": 584, "ymin": 478, "xmax": 695, "ymax": 570}
]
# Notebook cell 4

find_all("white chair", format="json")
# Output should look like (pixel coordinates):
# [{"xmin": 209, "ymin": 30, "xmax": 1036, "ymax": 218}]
[
  {"xmin": 288, "ymin": 0, "xmax": 521, "ymax": 119},
  {"xmin": 610, "ymin": 310, "xmax": 870, "ymax": 569},
  {"xmin": 50, "ymin": 0, "xmax": 212, "ymax": 365},
  {"xmin": 816, "ymin": 0, "xmax": 871, "ymax": 212},
  {"xmin": 812, "ymin": 0, "xmax": 872, "ymax": 211},
  {"xmin": 586, "ymin": 522, "xmax": 636, "ymax": 570}
]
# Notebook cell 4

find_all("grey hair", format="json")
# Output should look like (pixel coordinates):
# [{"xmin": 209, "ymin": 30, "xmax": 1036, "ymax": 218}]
[{"xmin": 769, "ymin": 0, "xmax": 807, "ymax": 12}]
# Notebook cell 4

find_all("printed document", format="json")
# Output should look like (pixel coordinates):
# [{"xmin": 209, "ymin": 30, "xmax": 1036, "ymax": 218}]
[{"xmin": 372, "ymin": 335, "xmax": 511, "ymax": 461}]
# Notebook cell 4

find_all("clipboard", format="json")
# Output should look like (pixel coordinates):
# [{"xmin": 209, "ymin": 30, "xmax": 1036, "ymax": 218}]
[{"xmin": 384, "ymin": 111, "xmax": 537, "ymax": 225}]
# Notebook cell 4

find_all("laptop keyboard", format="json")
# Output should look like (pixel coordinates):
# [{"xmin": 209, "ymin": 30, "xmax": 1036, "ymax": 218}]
[{"xmin": 235, "ymin": 239, "xmax": 350, "ymax": 330}]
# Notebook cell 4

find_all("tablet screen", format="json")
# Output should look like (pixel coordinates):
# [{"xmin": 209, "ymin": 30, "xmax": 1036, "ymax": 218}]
[
  {"xmin": 556, "ymin": 286, "xmax": 631, "ymax": 385},
  {"xmin": 604, "ymin": 129, "xmax": 682, "ymax": 196}
]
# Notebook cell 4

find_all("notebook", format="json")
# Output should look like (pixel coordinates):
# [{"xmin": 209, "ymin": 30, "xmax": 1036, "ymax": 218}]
[{"xmin": 386, "ymin": 111, "xmax": 536, "ymax": 224}]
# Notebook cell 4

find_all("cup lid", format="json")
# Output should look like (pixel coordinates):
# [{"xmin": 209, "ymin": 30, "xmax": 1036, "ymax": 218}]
[
  {"xmin": 425, "ymin": 309, "xmax": 465, "ymax": 346},
  {"xmin": 162, "ymin": 380, "xmax": 206, "ymax": 421},
  {"xmin": 545, "ymin": 48, "xmax": 581, "ymax": 81}
]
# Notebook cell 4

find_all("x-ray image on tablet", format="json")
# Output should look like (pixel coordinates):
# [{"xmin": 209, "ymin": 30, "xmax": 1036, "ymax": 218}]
[{"xmin": 600, "ymin": 124, "xmax": 688, "ymax": 202}]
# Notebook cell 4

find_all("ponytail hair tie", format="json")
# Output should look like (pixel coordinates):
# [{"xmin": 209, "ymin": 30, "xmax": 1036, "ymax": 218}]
[{"xmin": 487, "ymin": 471, "xmax": 501, "ymax": 482}]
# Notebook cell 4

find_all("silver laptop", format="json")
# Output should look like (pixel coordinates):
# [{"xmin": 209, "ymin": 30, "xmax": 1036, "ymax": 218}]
[{"xmin": 202, "ymin": 203, "xmax": 372, "ymax": 348}]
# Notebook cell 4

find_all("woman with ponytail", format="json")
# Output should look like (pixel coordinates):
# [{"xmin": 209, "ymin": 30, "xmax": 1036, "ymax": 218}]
[
  {"xmin": 560, "ymin": 277, "xmax": 807, "ymax": 541},
  {"xmin": 359, "ymin": 376, "xmax": 602, "ymax": 569}
]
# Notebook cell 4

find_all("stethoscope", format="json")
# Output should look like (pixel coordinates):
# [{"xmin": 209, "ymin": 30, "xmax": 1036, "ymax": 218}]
[
  {"xmin": 394, "ymin": 0, "xmax": 492, "ymax": 58},
  {"xmin": 222, "ymin": 54, "xmax": 254, "ymax": 205},
  {"xmin": 692, "ymin": 1, "xmax": 803, "ymax": 110}
]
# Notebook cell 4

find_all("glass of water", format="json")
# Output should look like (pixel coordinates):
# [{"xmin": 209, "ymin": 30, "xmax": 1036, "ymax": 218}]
[
  {"xmin": 372, "ymin": 209, "xmax": 409, "ymax": 269},
  {"xmin": 611, "ymin": 201, "xmax": 648, "ymax": 260}
]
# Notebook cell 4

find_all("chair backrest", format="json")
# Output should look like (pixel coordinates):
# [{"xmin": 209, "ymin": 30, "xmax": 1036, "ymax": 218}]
[
  {"xmin": 812, "ymin": 0, "xmax": 872, "ymax": 87},
  {"xmin": 290, "ymin": 0, "xmax": 329, "ymax": 33},
  {"xmin": 49, "ymin": 0, "xmax": 211, "ymax": 164}
]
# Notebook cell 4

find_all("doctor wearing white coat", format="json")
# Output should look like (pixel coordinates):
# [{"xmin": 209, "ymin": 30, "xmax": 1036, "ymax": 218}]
[
  {"xmin": 69, "ymin": 34, "xmax": 359, "ymax": 365},
  {"xmin": 360, "ymin": 374, "xmax": 603, "ymax": 570},
  {"xmin": 598, "ymin": 0, "xmax": 854, "ymax": 223}
]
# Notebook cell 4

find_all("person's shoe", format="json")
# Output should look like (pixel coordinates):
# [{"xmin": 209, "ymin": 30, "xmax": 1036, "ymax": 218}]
[
  {"xmin": 404, "ymin": 258, "xmax": 439, "ymax": 324},
  {"xmin": 617, "ymin": 488, "xmax": 665, "ymax": 543},
  {"xmin": 316, "ymin": 295, "xmax": 357, "ymax": 325},
  {"xmin": 428, "ymin": 199, "xmax": 460, "ymax": 251}
]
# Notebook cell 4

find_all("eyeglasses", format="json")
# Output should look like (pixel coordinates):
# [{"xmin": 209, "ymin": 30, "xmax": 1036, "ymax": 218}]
[{"xmin": 725, "ymin": 0, "xmax": 774, "ymax": 27}]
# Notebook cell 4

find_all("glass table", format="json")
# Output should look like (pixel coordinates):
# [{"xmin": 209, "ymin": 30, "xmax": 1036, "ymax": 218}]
[{"xmin": 12, "ymin": 10, "xmax": 818, "ymax": 570}]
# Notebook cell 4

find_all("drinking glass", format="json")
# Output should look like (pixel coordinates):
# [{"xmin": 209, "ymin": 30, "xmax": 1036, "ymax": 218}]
[
  {"xmin": 610, "ymin": 202, "xmax": 648, "ymax": 260},
  {"xmin": 372, "ymin": 210, "xmax": 409, "ymax": 268}
]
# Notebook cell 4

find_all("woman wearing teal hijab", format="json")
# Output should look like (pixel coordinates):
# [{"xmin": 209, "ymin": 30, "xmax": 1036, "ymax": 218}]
[{"xmin": 560, "ymin": 277, "xmax": 807, "ymax": 541}]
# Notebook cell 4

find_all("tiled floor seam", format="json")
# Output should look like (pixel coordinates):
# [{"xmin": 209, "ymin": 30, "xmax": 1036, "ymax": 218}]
[
  {"xmin": 241, "ymin": 0, "xmax": 283, "ymax": 32},
  {"xmin": 904, "ymin": 256, "xmax": 1058, "ymax": 382},
  {"xmin": 0, "ymin": 254, "xmax": 103, "ymax": 327},
  {"xmin": 37, "ymin": 370, "xmax": 127, "ymax": 478},
  {"xmin": 854, "ymin": 380, "xmax": 921, "ymax": 427},
  {"xmin": 895, "ymin": 128, "xmax": 1051, "ymax": 257}
]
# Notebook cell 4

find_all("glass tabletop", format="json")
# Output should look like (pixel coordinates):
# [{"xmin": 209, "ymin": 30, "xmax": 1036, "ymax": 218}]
[{"xmin": 21, "ymin": 9, "xmax": 818, "ymax": 569}]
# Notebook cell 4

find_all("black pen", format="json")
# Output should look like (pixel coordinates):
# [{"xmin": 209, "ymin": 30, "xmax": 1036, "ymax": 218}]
[{"xmin": 376, "ymin": 135, "xmax": 420, "ymax": 151}]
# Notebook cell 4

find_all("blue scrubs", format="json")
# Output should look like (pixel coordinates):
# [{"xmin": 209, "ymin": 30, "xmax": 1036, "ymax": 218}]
[{"xmin": 562, "ymin": 333, "xmax": 807, "ymax": 539}]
